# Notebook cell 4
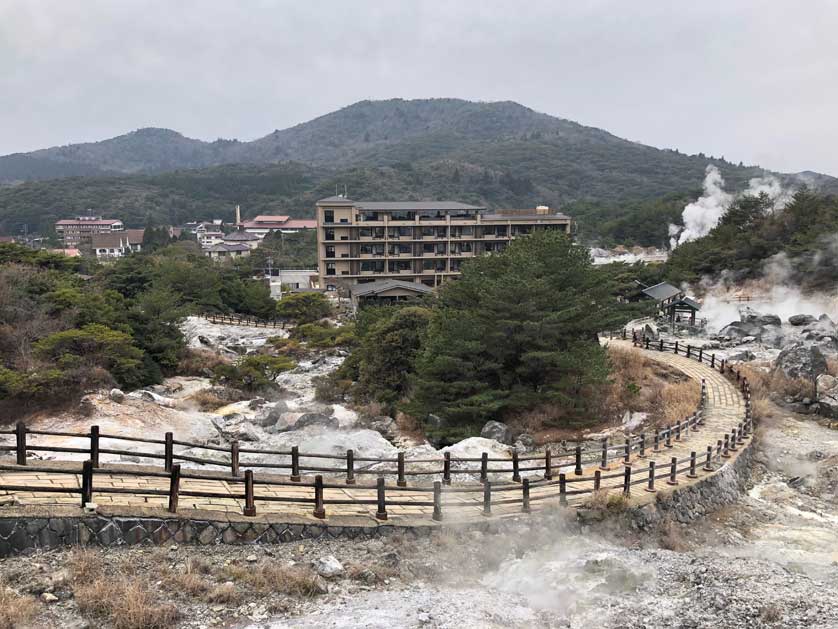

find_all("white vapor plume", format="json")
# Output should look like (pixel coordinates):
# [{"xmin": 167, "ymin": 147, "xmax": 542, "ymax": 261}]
[
  {"xmin": 669, "ymin": 165, "xmax": 793, "ymax": 249},
  {"xmin": 669, "ymin": 165, "xmax": 732, "ymax": 248}
]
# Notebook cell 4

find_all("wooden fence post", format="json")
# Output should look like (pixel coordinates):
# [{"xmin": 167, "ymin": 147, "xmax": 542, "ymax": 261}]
[
  {"xmin": 574, "ymin": 445, "xmax": 582, "ymax": 475},
  {"xmin": 665, "ymin": 425, "xmax": 673, "ymax": 448},
  {"xmin": 639, "ymin": 433, "xmax": 646, "ymax": 458},
  {"xmin": 544, "ymin": 449, "xmax": 552, "ymax": 480},
  {"xmin": 623, "ymin": 439, "xmax": 630, "ymax": 464},
  {"xmin": 168, "ymin": 464, "xmax": 181, "ymax": 513},
  {"xmin": 594, "ymin": 469, "xmax": 601, "ymax": 491},
  {"xmin": 443, "ymin": 451, "xmax": 451, "ymax": 485},
  {"xmin": 480, "ymin": 452, "xmax": 488, "ymax": 483},
  {"xmin": 164, "ymin": 432, "xmax": 173, "ymax": 472},
  {"xmin": 81, "ymin": 460, "xmax": 93, "ymax": 507},
  {"xmin": 397, "ymin": 452, "xmax": 407, "ymax": 487},
  {"xmin": 674, "ymin": 341, "xmax": 679, "ymax": 354},
  {"xmin": 686, "ymin": 345, "xmax": 691, "ymax": 359},
  {"xmin": 703, "ymin": 445, "xmax": 714, "ymax": 471},
  {"xmin": 667, "ymin": 456, "xmax": 678, "ymax": 485},
  {"xmin": 623, "ymin": 465, "xmax": 631, "ymax": 496},
  {"xmin": 559, "ymin": 473, "xmax": 567, "ymax": 506},
  {"xmin": 688, "ymin": 452, "xmax": 698, "ymax": 478},
  {"xmin": 711, "ymin": 354, "xmax": 716, "ymax": 368},
  {"xmin": 653, "ymin": 429, "xmax": 660, "ymax": 452},
  {"xmin": 15, "ymin": 422, "xmax": 26, "ymax": 466},
  {"xmin": 600, "ymin": 438, "xmax": 608, "ymax": 470},
  {"xmin": 375, "ymin": 477, "xmax": 387, "ymax": 520},
  {"xmin": 646, "ymin": 461, "xmax": 656, "ymax": 492},
  {"xmin": 432, "ymin": 481, "xmax": 443, "ymax": 521},
  {"xmin": 522, "ymin": 478, "xmax": 531, "ymax": 513},
  {"xmin": 729, "ymin": 429, "xmax": 738, "ymax": 451},
  {"xmin": 482, "ymin": 481, "xmax": 492, "ymax": 516},
  {"xmin": 313, "ymin": 475, "xmax": 325, "ymax": 519},
  {"xmin": 512, "ymin": 451, "xmax": 521, "ymax": 482},
  {"xmin": 90, "ymin": 425, "xmax": 100, "ymax": 468},
  {"xmin": 290, "ymin": 446, "xmax": 301, "ymax": 482},
  {"xmin": 231, "ymin": 440, "xmax": 240, "ymax": 477},
  {"xmin": 346, "ymin": 449, "xmax": 355, "ymax": 485},
  {"xmin": 243, "ymin": 470, "xmax": 256, "ymax": 516}
]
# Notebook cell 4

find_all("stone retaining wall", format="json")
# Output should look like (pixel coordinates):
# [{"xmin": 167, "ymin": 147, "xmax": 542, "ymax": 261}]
[
  {"xmin": 0, "ymin": 509, "xmax": 432, "ymax": 557},
  {"xmin": 624, "ymin": 435, "xmax": 755, "ymax": 531}
]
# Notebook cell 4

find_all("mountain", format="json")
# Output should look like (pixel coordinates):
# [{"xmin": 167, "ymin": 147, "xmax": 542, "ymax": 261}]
[{"xmin": 1, "ymin": 99, "xmax": 836, "ymax": 244}]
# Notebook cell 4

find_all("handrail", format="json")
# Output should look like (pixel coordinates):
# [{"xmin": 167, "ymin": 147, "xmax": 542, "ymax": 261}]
[{"xmin": 0, "ymin": 332, "xmax": 751, "ymax": 522}]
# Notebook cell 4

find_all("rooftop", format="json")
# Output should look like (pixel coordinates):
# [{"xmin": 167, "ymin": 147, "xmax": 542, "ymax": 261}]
[
  {"xmin": 206, "ymin": 243, "xmax": 251, "ymax": 253},
  {"xmin": 641, "ymin": 282, "xmax": 683, "ymax": 302},
  {"xmin": 56, "ymin": 218, "xmax": 123, "ymax": 226},
  {"xmin": 251, "ymin": 215, "xmax": 290, "ymax": 223},
  {"xmin": 354, "ymin": 201, "xmax": 485, "ymax": 212},
  {"xmin": 351, "ymin": 279, "xmax": 434, "ymax": 297},
  {"xmin": 224, "ymin": 230, "xmax": 260, "ymax": 241}
]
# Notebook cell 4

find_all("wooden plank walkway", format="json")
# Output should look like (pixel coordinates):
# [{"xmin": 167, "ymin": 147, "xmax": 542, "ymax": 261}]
[{"xmin": 0, "ymin": 340, "xmax": 746, "ymax": 524}]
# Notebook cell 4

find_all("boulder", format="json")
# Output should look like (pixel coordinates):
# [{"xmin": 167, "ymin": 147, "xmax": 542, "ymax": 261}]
[
  {"xmin": 726, "ymin": 350, "xmax": 755, "ymax": 363},
  {"xmin": 368, "ymin": 416, "xmax": 398, "ymax": 440},
  {"xmin": 109, "ymin": 388, "xmax": 125, "ymax": 403},
  {"xmin": 254, "ymin": 401, "xmax": 289, "ymax": 427},
  {"xmin": 514, "ymin": 433, "xmax": 536, "ymax": 450},
  {"xmin": 312, "ymin": 555, "xmax": 344, "ymax": 578},
  {"xmin": 294, "ymin": 412, "xmax": 339, "ymax": 431},
  {"xmin": 642, "ymin": 324, "xmax": 658, "ymax": 341},
  {"xmin": 774, "ymin": 344, "xmax": 828, "ymax": 381},
  {"xmin": 789, "ymin": 314, "xmax": 817, "ymax": 327},
  {"xmin": 739, "ymin": 306, "xmax": 781, "ymax": 327},
  {"xmin": 816, "ymin": 374, "xmax": 838, "ymax": 417},
  {"xmin": 480, "ymin": 420, "xmax": 512, "ymax": 445}
]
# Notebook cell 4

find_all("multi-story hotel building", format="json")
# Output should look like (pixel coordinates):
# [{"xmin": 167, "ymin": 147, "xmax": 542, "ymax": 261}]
[
  {"xmin": 315, "ymin": 197, "xmax": 572, "ymax": 290},
  {"xmin": 55, "ymin": 216, "xmax": 124, "ymax": 247}
]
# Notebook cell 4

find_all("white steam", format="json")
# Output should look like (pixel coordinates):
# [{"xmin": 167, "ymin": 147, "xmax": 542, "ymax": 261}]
[
  {"xmin": 670, "ymin": 165, "xmax": 733, "ymax": 248},
  {"xmin": 669, "ymin": 165, "xmax": 793, "ymax": 249},
  {"xmin": 696, "ymin": 253, "xmax": 838, "ymax": 332}
]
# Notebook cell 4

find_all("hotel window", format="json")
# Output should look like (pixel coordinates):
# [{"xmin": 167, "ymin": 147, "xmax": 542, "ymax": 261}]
[
  {"xmin": 324, "ymin": 210, "xmax": 334, "ymax": 223},
  {"xmin": 325, "ymin": 245, "xmax": 335, "ymax": 258}
]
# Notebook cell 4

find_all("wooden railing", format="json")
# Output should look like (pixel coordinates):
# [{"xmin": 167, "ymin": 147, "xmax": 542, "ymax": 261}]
[
  {"xmin": 0, "ymin": 332, "xmax": 753, "ymax": 522},
  {"xmin": 203, "ymin": 314, "xmax": 286, "ymax": 329}
]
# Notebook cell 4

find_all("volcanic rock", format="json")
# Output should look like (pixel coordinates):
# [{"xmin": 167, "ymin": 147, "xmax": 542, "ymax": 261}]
[
  {"xmin": 774, "ymin": 344, "xmax": 828, "ymax": 381},
  {"xmin": 480, "ymin": 421, "xmax": 513, "ymax": 445},
  {"xmin": 789, "ymin": 314, "xmax": 817, "ymax": 327}
]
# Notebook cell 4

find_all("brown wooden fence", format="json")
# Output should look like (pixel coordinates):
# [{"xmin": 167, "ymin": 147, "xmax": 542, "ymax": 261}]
[
  {"xmin": 203, "ymin": 314, "xmax": 286, "ymax": 329},
  {"xmin": 0, "ymin": 332, "xmax": 752, "ymax": 522}
]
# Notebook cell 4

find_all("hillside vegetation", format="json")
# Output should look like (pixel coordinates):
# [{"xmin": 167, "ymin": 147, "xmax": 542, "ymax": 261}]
[{"xmin": 4, "ymin": 99, "xmax": 832, "ymax": 244}]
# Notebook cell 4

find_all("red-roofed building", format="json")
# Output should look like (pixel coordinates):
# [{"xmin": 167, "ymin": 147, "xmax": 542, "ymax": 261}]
[
  {"xmin": 239, "ymin": 214, "xmax": 316, "ymax": 237},
  {"xmin": 55, "ymin": 215, "xmax": 124, "ymax": 247}
]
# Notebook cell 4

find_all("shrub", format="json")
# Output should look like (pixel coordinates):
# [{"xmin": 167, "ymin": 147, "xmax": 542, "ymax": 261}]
[
  {"xmin": 267, "ymin": 336, "xmax": 308, "ymax": 358},
  {"xmin": 313, "ymin": 373, "xmax": 353, "ymax": 402},
  {"xmin": 188, "ymin": 389, "xmax": 229, "ymax": 411},
  {"xmin": 276, "ymin": 292, "xmax": 332, "ymax": 324},
  {"xmin": 291, "ymin": 322, "xmax": 355, "ymax": 348},
  {"xmin": 220, "ymin": 562, "xmax": 325, "ymax": 597},
  {"xmin": 212, "ymin": 354, "xmax": 296, "ymax": 392},
  {"xmin": 176, "ymin": 348, "xmax": 229, "ymax": 376},
  {"xmin": 33, "ymin": 323, "xmax": 146, "ymax": 389}
]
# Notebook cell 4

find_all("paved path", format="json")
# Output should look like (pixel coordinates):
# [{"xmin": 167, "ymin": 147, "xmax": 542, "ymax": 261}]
[{"xmin": 0, "ymin": 340, "xmax": 746, "ymax": 524}]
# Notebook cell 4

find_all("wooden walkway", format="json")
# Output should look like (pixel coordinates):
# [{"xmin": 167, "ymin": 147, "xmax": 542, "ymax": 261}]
[{"xmin": 0, "ymin": 340, "xmax": 746, "ymax": 524}]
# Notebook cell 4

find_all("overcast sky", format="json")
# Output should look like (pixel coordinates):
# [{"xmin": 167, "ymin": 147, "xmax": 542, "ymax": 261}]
[{"xmin": 2, "ymin": 1, "xmax": 837, "ymax": 175}]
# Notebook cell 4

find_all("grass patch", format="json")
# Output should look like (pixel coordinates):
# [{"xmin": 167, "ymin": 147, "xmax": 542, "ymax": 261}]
[
  {"xmin": 188, "ymin": 389, "xmax": 228, "ymax": 411},
  {"xmin": 74, "ymin": 577, "xmax": 179, "ymax": 629},
  {"xmin": 0, "ymin": 581, "xmax": 37, "ymax": 629},
  {"xmin": 220, "ymin": 562, "xmax": 325, "ymax": 597}
]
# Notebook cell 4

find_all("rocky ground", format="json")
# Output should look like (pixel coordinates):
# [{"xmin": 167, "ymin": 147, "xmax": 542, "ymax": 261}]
[{"xmin": 2, "ymin": 399, "xmax": 836, "ymax": 629}]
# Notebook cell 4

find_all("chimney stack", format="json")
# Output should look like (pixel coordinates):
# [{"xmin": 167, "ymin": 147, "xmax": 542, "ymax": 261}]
[{"xmin": 235, "ymin": 205, "xmax": 241, "ymax": 226}]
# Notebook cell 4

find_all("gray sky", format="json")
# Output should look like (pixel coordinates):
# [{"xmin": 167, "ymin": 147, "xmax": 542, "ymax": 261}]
[{"xmin": 2, "ymin": 0, "xmax": 837, "ymax": 175}]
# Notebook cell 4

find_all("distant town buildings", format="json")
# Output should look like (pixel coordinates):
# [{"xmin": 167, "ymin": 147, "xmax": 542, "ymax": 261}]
[
  {"xmin": 238, "ymin": 215, "xmax": 317, "ymax": 237},
  {"xmin": 315, "ymin": 196, "xmax": 573, "ymax": 291},
  {"xmin": 203, "ymin": 243, "xmax": 251, "ymax": 260},
  {"xmin": 91, "ymin": 229, "xmax": 145, "ymax": 259},
  {"xmin": 55, "ymin": 216, "xmax": 124, "ymax": 247}
]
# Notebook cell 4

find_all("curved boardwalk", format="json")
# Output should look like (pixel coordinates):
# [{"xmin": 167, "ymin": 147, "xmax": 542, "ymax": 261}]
[{"xmin": 0, "ymin": 341, "xmax": 746, "ymax": 526}]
